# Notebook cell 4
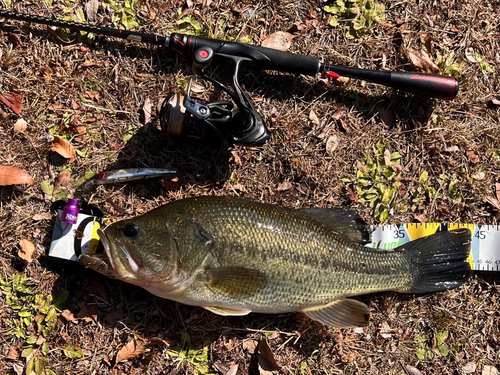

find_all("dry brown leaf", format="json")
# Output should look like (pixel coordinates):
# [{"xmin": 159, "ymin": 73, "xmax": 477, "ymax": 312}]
[
  {"xmin": 495, "ymin": 182, "xmax": 500, "ymax": 202},
  {"xmin": 115, "ymin": 339, "xmax": 145, "ymax": 365},
  {"xmin": 19, "ymin": 239, "xmax": 36, "ymax": 262},
  {"xmin": 483, "ymin": 366, "xmax": 499, "ymax": 375},
  {"xmin": 332, "ymin": 108, "xmax": 346, "ymax": 120},
  {"xmin": 462, "ymin": 362, "xmax": 477, "ymax": 374},
  {"xmin": 384, "ymin": 149, "xmax": 391, "ymax": 166},
  {"xmin": 380, "ymin": 321, "xmax": 392, "ymax": 339},
  {"xmin": 405, "ymin": 365, "xmax": 424, "ymax": 375},
  {"xmin": 32, "ymin": 213, "xmax": 53, "ymax": 221},
  {"xmin": 257, "ymin": 340, "xmax": 280, "ymax": 374},
  {"xmin": 472, "ymin": 171, "xmax": 485, "ymax": 180},
  {"xmin": 414, "ymin": 213, "xmax": 428, "ymax": 223},
  {"xmin": 71, "ymin": 124, "xmax": 87, "ymax": 141},
  {"xmin": 467, "ymin": 149, "xmax": 480, "ymax": 164},
  {"xmin": 0, "ymin": 165, "xmax": 34, "ymax": 186},
  {"xmin": 12, "ymin": 362, "xmax": 23, "ymax": 375},
  {"xmin": 13, "ymin": 118, "xmax": 27, "ymax": 134},
  {"xmin": 61, "ymin": 309, "xmax": 77, "ymax": 323},
  {"xmin": 8, "ymin": 34, "xmax": 20, "ymax": 48},
  {"xmin": 408, "ymin": 49, "xmax": 439, "ymax": 74},
  {"xmin": 261, "ymin": 32, "xmax": 294, "ymax": 51},
  {"xmin": 82, "ymin": 60, "xmax": 95, "ymax": 68},
  {"xmin": 277, "ymin": 181, "xmax": 293, "ymax": 191},
  {"xmin": 309, "ymin": 110, "xmax": 320, "ymax": 126},
  {"xmin": 76, "ymin": 302, "xmax": 98, "ymax": 322},
  {"xmin": 0, "ymin": 108, "xmax": 10, "ymax": 121},
  {"xmin": 231, "ymin": 150, "xmax": 242, "ymax": 166},
  {"xmin": 341, "ymin": 351, "xmax": 359, "ymax": 363},
  {"xmin": 0, "ymin": 93, "xmax": 22, "ymax": 114},
  {"xmin": 484, "ymin": 196, "xmax": 500, "ymax": 210},
  {"xmin": 243, "ymin": 339, "xmax": 258, "ymax": 354},
  {"xmin": 143, "ymin": 97, "xmax": 152, "ymax": 124},
  {"xmin": 6, "ymin": 347, "xmax": 20, "ymax": 360},
  {"xmin": 445, "ymin": 145, "xmax": 459, "ymax": 152},
  {"xmin": 356, "ymin": 160, "xmax": 368, "ymax": 173},
  {"xmin": 226, "ymin": 363, "xmax": 239, "ymax": 375},
  {"xmin": 326, "ymin": 134, "xmax": 339, "ymax": 155},
  {"xmin": 54, "ymin": 171, "xmax": 71, "ymax": 189},
  {"xmin": 212, "ymin": 362, "xmax": 230, "ymax": 374},
  {"xmin": 86, "ymin": 0, "xmax": 100, "ymax": 22},
  {"xmin": 105, "ymin": 309, "xmax": 124, "ymax": 325},
  {"xmin": 379, "ymin": 108, "xmax": 393, "ymax": 127},
  {"xmin": 51, "ymin": 136, "xmax": 77, "ymax": 163},
  {"xmin": 420, "ymin": 32, "xmax": 433, "ymax": 54},
  {"xmin": 84, "ymin": 91, "xmax": 100, "ymax": 100}
]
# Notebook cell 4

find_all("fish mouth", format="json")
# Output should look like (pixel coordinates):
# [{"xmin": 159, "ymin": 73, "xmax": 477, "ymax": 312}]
[{"xmin": 79, "ymin": 229, "xmax": 140, "ymax": 280}]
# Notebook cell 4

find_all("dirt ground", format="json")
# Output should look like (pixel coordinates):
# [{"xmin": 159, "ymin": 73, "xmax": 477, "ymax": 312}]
[{"xmin": 0, "ymin": 0, "xmax": 499, "ymax": 374}]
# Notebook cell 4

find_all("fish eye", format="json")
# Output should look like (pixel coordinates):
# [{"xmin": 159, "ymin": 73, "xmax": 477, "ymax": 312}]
[{"xmin": 123, "ymin": 223, "xmax": 139, "ymax": 237}]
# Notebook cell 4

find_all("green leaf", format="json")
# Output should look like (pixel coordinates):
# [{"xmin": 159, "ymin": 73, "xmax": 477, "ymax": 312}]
[
  {"xmin": 53, "ymin": 290, "xmax": 69, "ymax": 309},
  {"xmin": 61, "ymin": 345, "xmax": 84, "ymax": 359},
  {"xmin": 352, "ymin": 14, "xmax": 366, "ymax": 30},
  {"xmin": 18, "ymin": 310, "xmax": 32, "ymax": 317},
  {"xmin": 324, "ymin": 5, "xmax": 340, "ymax": 13},
  {"xmin": 35, "ymin": 356, "xmax": 44, "ymax": 375},
  {"xmin": 42, "ymin": 341, "xmax": 50, "ymax": 355},
  {"xmin": 437, "ymin": 344, "xmax": 450, "ymax": 357},
  {"xmin": 419, "ymin": 170, "xmax": 428, "ymax": 184},
  {"xmin": 436, "ymin": 330, "xmax": 448, "ymax": 346},
  {"xmin": 329, "ymin": 16, "xmax": 340, "ymax": 27},
  {"xmin": 75, "ymin": 148, "xmax": 87, "ymax": 157},
  {"xmin": 26, "ymin": 335, "xmax": 38, "ymax": 344},
  {"xmin": 415, "ymin": 348, "xmax": 426, "ymax": 360},
  {"xmin": 45, "ymin": 307, "xmax": 57, "ymax": 323},
  {"xmin": 40, "ymin": 180, "xmax": 54, "ymax": 196},
  {"xmin": 390, "ymin": 152, "xmax": 402, "ymax": 162},
  {"xmin": 75, "ymin": 8, "xmax": 86, "ymax": 23},
  {"xmin": 22, "ymin": 347, "xmax": 34, "ymax": 357},
  {"xmin": 27, "ymin": 356, "xmax": 36, "ymax": 373}
]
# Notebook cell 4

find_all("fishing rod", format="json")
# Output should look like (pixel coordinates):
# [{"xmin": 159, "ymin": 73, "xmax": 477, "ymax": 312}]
[{"xmin": 0, "ymin": 10, "xmax": 459, "ymax": 146}]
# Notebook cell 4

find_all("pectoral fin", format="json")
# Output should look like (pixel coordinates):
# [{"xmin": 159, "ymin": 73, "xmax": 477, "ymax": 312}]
[
  {"xmin": 203, "ymin": 305, "xmax": 251, "ymax": 316},
  {"xmin": 205, "ymin": 267, "xmax": 268, "ymax": 298},
  {"xmin": 302, "ymin": 298, "xmax": 370, "ymax": 328}
]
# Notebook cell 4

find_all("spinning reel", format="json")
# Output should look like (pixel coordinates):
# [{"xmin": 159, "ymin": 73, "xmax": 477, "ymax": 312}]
[{"xmin": 158, "ymin": 47, "xmax": 271, "ymax": 146}]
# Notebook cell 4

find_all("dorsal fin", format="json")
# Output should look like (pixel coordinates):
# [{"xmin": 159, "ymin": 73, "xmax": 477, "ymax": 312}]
[{"xmin": 301, "ymin": 208, "xmax": 370, "ymax": 244}]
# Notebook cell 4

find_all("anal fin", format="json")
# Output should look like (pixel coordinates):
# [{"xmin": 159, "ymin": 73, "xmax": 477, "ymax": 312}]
[
  {"xmin": 302, "ymin": 298, "xmax": 370, "ymax": 328},
  {"xmin": 203, "ymin": 305, "xmax": 251, "ymax": 316}
]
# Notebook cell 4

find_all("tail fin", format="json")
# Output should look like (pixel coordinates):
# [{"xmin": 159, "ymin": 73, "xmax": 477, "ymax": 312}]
[{"xmin": 401, "ymin": 228, "xmax": 471, "ymax": 293}]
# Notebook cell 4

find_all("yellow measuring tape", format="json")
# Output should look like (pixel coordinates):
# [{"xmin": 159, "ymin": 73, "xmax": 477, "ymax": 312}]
[{"xmin": 369, "ymin": 223, "xmax": 498, "ymax": 271}]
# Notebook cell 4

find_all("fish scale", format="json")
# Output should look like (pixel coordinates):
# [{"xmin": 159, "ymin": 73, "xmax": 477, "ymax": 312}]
[{"xmin": 81, "ymin": 195, "xmax": 471, "ymax": 328}]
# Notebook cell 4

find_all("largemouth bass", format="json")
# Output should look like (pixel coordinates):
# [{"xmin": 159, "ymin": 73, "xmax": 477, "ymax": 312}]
[{"xmin": 80, "ymin": 196, "xmax": 471, "ymax": 328}]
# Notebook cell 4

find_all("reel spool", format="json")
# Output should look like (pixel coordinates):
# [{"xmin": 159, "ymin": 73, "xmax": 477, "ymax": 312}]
[
  {"xmin": 158, "ymin": 46, "xmax": 271, "ymax": 147},
  {"xmin": 159, "ymin": 93, "xmax": 234, "ymax": 144}
]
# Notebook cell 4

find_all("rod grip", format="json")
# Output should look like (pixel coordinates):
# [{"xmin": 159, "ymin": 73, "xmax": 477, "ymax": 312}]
[
  {"xmin": 170, "ymin": 34, "xmax": 320, "ymax": 76},
  {"xmin": 388, "ymin": 72, "xmax": 459, "ymax": 100}
]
